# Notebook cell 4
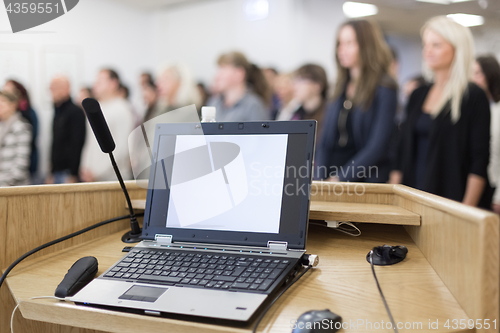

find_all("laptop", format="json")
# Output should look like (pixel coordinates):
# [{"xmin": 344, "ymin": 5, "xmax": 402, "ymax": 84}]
[{"xmin": 71, "ymin": 120, "xmax": 316, "ymax": 324}]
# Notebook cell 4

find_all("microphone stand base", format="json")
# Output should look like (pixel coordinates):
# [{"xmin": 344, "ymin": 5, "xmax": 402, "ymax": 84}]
[{"xmin": 121, "ymin": 231, "xmax": 142, "ymax": 243}]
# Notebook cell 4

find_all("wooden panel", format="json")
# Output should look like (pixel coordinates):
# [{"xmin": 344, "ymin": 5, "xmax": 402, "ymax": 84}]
[
  {"xmin": 394, "ymin": 186, "xmax": 499, "ymax": 331},
  {"xmin": 0, "ymin": 182, "xmax": 147, "ymax": 270},
  {"xmin": 0, "ymin": 182, "xmax": 148, "ymax": 333},
  {"xmin": 8, "ymin": 225, "xmax": 471, "ymax": 333},
  {"xmin": 309, "ymin": 201, "xmax": 420, "ymax": 225}
]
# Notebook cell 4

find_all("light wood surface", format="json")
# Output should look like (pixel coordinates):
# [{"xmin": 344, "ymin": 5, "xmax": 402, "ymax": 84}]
[
  {"xmin": 1, "ymin": 181, "xmax": 498, "ymax": 333},
  {"xmin": 8, "ymin": 225, "xmax": 471, "ymax": 333},
  {"xmin": 130, "ymin": 198, "xmax": 422, "ymax": 226},
  {"xmin": 309, "ymin": 201, "xmax": 420, "ymax": 225},
  {"xmin": 0, "ymin": 181, "xmax": 147, "ymax": 333}
]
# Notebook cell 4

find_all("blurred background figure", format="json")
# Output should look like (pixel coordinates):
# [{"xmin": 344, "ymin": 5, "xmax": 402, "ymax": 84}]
[
  {"xmin": 274, "ymin": 73, "xmax": 299, "ymax": 121},
  {"xmin": 315, "ymin": 19, "xmax": 398, "ymax": 183},
  {"xmin": 119, "ymin": 82, "xmax": 141, "ymax": 126},
  {"xmin": 77, "ymin": 87, "xmax": 94, "ymax": 109},
  {"xmin": 472, "ymin": 55, "xmax": 500, "ymax": 213},
  {"xmin": 153, "ymin": 63, "xmax": 201, "ymax": 119},
  {"xmin": 263, "ymin": 67, "xmax": 280, "ymax": 119},
  {"xmin": 389, "ymin": 47, "xmax": 400, "ymax": 81},
  {"xmin": 3, "ymin": 80, "xmax": 39, "ymax": 183},
  {"xmin": 0, "ymin": 91, "xmax": 32, "ymax": 187},
  {"xmin": 290, "ymin": 64, "xmax": 328, "ymax": 132},
  {"xmin": 391, "ymin": 16, "xmax": 491, "ymax": 208},
  {"xmin": 80, "ymin": 68, "xmax": 134, "ymax": 182},
  {"xmin": 196, "ymin": 82, "xmax": 211, "ymax": 107},
  {"xmin": 142, "ymin": 81, "xmax": 159, "ymax": 122},
  {"xmin": 207, "ymin": 51, "xmax": 270, "ymax": 122},
  {"xmin": 140, "ymin": 72, "xmax": 154, "ymax": 89},
  {"xmin": 46, "ymin": 76, "xmax": 86, "ymax": 184},
  {"xmin": 403, "ymin": 75, "xmax": 428, "ymax": 102}
]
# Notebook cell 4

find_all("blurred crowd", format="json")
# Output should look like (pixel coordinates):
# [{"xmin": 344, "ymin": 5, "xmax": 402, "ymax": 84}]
[{"xmin": 1, "ymin": 15, "xmax": 500, "ymax": 212}]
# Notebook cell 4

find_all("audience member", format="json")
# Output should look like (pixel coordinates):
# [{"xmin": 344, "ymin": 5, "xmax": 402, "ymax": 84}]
[
  {"xmin": 207, "ymin": 51, "xmax": 270, "ymax": 121},
  {"xmin": 472, "ymin": 55, "xmax": 500, "ymax": 212},
  {"xmin": 46, "ymin": 76, "xmax": 86, "ymax": 184},
  {"xmin": 143, "ymin": 82, "xmax": 159, "ymax": 122},
  {"xmin": 197, "ymin": 82, "xmax": 211, "ymax": 107},
  {"xmin": 389, "ymin": 47, "xmax": 400, "ymax": 80},
  {"xmin": 315, "ymin": 20, "xmax": 398, "ymax": 183},
  {"xmin": 274, "ymin": 73, "xmax": 299, "ymax": 121},
  {"xmin": 403, "ymin": 75, "xmax": 428, "ymax": 102},
  {"xmin": 152, "ymin": 63, "xmax": 201, "ymax": 119},
  {"xmin": 3, "ymin": 80, "xmax": 39, "ymax": 182},
  {"xmin": 140, "ymin": 72, "xmax": 154, "ymax": 88},
  {"xmin": 391, "ymin": 16, "xmax": 491, "ymax": 208},
  {"xmin": 263, "ymin": 67, "xmax": 281, "ymax": 119},
  {"xmin": 77, "ymin": 87, "xmax": 93, "ymax": 108},
  {"xmin": 80, "ymin": 68, "xmax": 134, "ymax": 182},
  {"xmin": 290, "ymin": 64, "xmax": 328, "ymax": 133},
  {"xmin": 0, "ymin": 91, "xmax": 32, "ymax": 187}
]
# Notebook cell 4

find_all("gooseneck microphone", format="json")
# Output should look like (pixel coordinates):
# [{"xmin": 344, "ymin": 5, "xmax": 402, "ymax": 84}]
[{"xmin": 82, "ymin": 98, "xmax": 142, "ymax": 243}]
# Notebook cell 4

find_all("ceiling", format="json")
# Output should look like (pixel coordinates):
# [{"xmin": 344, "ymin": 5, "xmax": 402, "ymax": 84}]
[{"xmin": 111, "ymin": 0, "xmax": 500, "ymax": 35}]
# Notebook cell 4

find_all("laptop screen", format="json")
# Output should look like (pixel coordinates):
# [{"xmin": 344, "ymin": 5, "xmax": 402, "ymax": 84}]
[
  {"xmin": 165, "ymin": 134, "xmax": 287, "ymax": 234},
  {"xmin": 142, "ymin": 121, "xmax": 316, "ymax": 250}
]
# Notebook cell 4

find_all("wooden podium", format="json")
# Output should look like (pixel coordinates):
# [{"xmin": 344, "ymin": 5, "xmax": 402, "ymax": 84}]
[{"xmin": 1, "ymin": 181, "xmax": 498, "ymax": 332}]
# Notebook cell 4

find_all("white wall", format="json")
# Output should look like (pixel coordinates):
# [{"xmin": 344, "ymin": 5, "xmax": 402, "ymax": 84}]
[
  {"xmin": 0, "ymin": 0, "xmax": 155, "ymax": 178},
  {"xmin": 151, "ymin": 0, "xmax": 345, "ymax": 85}
]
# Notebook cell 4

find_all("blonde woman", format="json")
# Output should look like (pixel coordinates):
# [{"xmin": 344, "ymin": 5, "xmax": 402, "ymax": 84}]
[
  {"xmin": 391, "ymin": 16, "xmax": 491, "ymax": 208},
  {"xmin": 147, "ymin": 62, "xmax": 201, "ymax": 122}
]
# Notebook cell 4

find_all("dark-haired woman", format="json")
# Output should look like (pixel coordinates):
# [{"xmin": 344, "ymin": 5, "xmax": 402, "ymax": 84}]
[
  {"xmin": 291, "ymin": 64, "xmax": 328, "ymax": 134},
  {"xmin": 315, "ymin": 20, "xmax": 398, "ymax": 183},
  {"xmin": 207, "ymin": 52, "xmax": 270, "ymax": 121},
  {"xmin": 3, "ymin": 80, "xmax": 38, "ymax": 182},
  {"xmin": 473, "ymin": 55, "xmax": 500, "ymax": 212}
]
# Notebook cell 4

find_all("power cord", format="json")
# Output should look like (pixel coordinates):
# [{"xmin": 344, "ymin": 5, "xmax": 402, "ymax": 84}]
[
  {"xmin": 252, "ymin": 263, "xmax": 314, "ymax": 333},
  {"xmin": 334, "ymin": 221, "xmax": 361, "ymax": 237},
  {"xmin": 11, "ymin": 296, "xmax": 68, "ymax": 333},
  {"xmin": 0, "ymin": 213, "xmax": 143, "ymax": 290},
  {"xmin": 369, "ymin": 251, "xmax": 399, "ymax": 333},
  {"xmin": 309, "ymin": 220, "xmax": 361, "ymax": 237}
]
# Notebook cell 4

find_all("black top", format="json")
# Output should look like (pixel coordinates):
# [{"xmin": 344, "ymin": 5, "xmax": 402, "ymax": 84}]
[
  {"xmin": 414, "ymin": 112, "xmax": 433, "ymax": 190},
  {"xmin": 51, "ymin": 98, "xmax": 86, "ymax": 176},
  {"xmin": 395, "ymin": 83, "xmax": 492, "ymax": 208}
]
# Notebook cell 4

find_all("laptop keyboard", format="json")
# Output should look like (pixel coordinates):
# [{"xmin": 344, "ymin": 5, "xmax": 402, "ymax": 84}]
[{"xmin": 103, "ymin": 249, "xmax": 293, "ymax": 293}]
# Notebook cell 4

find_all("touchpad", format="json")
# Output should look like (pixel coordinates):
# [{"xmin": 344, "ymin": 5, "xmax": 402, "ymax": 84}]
[{"xmin": 118, "ymin": 285, "xmax": 168, "ymax": 303}]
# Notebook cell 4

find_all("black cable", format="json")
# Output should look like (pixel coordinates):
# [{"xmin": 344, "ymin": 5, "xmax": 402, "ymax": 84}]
[
  {"xmin": 369, "ymin": 251, "xmax": 399, "ymax": 333},
  {"xmin": 252, "ymin": 265, "xmax": 313, "ymax": 333},
  {"xmin": 0, "ymin": 213, "xmax": 143, "ymax": 290}
]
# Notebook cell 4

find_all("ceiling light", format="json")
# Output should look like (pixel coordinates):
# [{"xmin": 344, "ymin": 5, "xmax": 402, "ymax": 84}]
[
  {"xmin": 244, "ymin": 0, "xmax": 269, "ymax": 22},
  {"xmin": 342, "ymin": 2, "xmax": 378, "ymax": 18},
  {"xmin": 447, "ymin": 13, "xmax": 484, "ymax": 27},
  {"xmin": 416, "ymin": 0, "xmax": 450, "ymax": 4},
  {"xmin": 416, "ymin": 0, "xmax": 473, "ymax": 3}
]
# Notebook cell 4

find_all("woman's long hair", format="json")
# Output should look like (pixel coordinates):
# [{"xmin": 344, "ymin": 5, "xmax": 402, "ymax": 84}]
[
  {"xmin": 477, "ymin": 55, "xmax": 500, "ymax": 103},
  {"xmin": 217, "ymin": 52, "xmax": 271, "ymax": 105},
  {"xmin": 422, "ymin": 16, "xmax": 474, "ymax": 122},
  {"xmin": 333, "ymin": 20, "xmax": 396, "ymax": 110}
]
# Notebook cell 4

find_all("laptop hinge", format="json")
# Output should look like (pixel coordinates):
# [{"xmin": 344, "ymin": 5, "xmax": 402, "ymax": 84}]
[
  {"xmin": 155, "ymin": 234, "xmax": 173, "ymax": 244},
  {"xmin": 267, "ymin": 241, "xmax": 288, "ymax": 251}
]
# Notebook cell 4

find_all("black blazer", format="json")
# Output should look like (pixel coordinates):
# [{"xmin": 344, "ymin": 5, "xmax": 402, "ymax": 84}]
[{"xmin": 396, "ymin": 83, "xmax": 492, "ymax": 208}]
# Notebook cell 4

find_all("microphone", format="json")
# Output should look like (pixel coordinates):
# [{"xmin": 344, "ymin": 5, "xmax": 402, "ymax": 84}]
[{"xmin": 82, "ymin": 98, "xmax": 142, "ymax": 243}]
